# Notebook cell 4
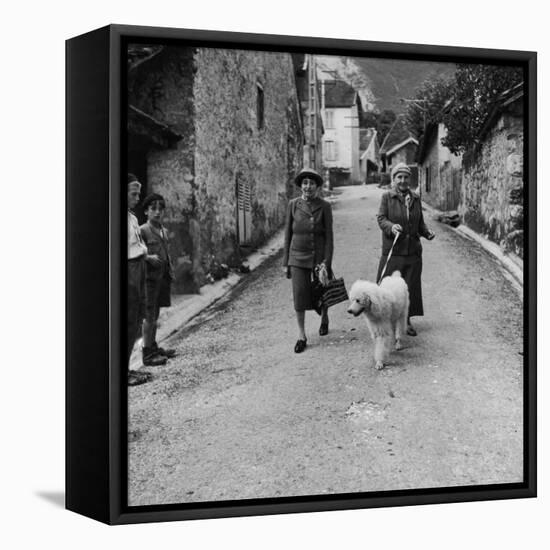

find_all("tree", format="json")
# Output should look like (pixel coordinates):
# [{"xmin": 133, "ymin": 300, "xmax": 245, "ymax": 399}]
[
  {"xmin": 441, "ymin": 64, "xmax": 523, "ymax": 154},
  {"xmin": 377, "ymin": 110, "xmax": 397, "ymax": 144},
  {"xmin": 359, "ymin": 109, "xmax": 396, "ymax": 146},
  {"xmin": 405, "ymin": 64, "xmax": 523, "ymax": 155},
  {"xmin": 404, "ymin": 76, "xmax": 454, "ymax": 141}
]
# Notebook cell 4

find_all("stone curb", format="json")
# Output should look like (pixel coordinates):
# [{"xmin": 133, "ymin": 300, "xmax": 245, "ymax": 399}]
[{"xmin": 421, "ymin": 201, "xmax": 523, "ymax": 292}]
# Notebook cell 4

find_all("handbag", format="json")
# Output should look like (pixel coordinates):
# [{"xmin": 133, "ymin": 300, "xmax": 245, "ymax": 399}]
[
  {"xmin": 320, "ymin": 276, "xmax": 349, "ymax": 308},
  {"xmin": 313, "ymin": 264, "xmax": 349, "ymax": 310}
]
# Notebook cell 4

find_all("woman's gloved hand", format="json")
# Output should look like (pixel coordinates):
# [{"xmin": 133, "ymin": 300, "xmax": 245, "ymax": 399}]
[{"xmin": 391, "ymin": 224, "xmax": 403, "ymax": 236}]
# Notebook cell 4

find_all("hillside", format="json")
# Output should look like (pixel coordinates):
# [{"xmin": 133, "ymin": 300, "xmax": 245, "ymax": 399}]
[{"xmin": 316, "ymin": 55, "xmax": 456, "ymax": 114}]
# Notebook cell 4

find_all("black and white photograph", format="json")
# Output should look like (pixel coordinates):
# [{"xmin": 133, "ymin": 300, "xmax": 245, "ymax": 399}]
[
  {"xmin": 125, "ymin": 41, "xmax": 528, "ymax": 507},
  {"xmin": 7, "ymin": 0, "xmax": 549, "ymax": 545}
]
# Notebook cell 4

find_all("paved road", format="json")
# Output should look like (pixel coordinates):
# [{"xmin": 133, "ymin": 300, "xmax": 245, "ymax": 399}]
[{"xmin": 128, "ymin": 185, "xmax": 524, "ymax": 506}]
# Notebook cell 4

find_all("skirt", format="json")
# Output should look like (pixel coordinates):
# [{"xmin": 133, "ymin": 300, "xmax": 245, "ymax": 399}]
[
  {"xmin": 290, "ymin": 266, "xmax": 314, "ymax": 311},
  {"xmin": 377, "ymin": 254, "xmax": 424, "ymax": 317}
]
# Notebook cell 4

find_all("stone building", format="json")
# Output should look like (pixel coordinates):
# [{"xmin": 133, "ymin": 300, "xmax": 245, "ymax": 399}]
[
  {"xmin": 379, "ymin": 115, "xmax": 419, "ymax": 188},
  {"xmin": 460, "ymin": 83, "xmax": 524, "ymax": 258},
  {"xmin": 320, "ymin": 80, "xmax": 363, "ymax": 186},
  {"xmin": 417, "ymin": 121, "xmax": 463, "ymax": 210},
  {"xmin": 359, "ymin": 127, "xmax": 379, "ymax": 183},
  {"xmin": 127, "ymin": 45, "xmax": 304, "ymax": 291}
]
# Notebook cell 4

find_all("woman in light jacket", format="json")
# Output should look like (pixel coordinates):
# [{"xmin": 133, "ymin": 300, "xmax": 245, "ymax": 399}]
[
  {"xmin": 377, "ymin": 162, "xmax": 435, "ymax": 336},
  {"xmin": 283, "ymin": 168, "xmax": 334, "ymax": 353}
]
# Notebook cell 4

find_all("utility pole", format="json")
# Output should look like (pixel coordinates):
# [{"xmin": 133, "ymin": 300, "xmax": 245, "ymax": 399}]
[
  {"xmin": 400, "ymin": 97, "xmax": 430, "ymax": 199},
  {"xmin": 400, "ymin": 97, "xmax": 429, "ymax": 134},
  {"xmin": 306, "ymin": 54, "xmax": 318, "ymax": 170}
]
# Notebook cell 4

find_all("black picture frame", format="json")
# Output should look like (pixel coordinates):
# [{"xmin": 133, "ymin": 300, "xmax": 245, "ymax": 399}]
[{"xmin": 66, "ymin": 24, "xmax": 537, "ymax": 525}]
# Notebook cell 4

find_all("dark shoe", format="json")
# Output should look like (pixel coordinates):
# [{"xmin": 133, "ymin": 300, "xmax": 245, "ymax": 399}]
[
  {"xmin": 406, "ymin": 324, "xmax": 417, "ymax": 337},
  {"xmin": 143, "ymin": 347, "xmax": 168, "ymax": 366},
  {"xmin": 128, "ymin": 370, "xmax": 151, "ymax": 386},
  {"xmin": 294, "ymin": 339, "xmax": 307, "ymax": 353},
  {"xmin": 319, "ymin": 322, "xmax": 329, "ymax": 336},
  {"xmin": 152, "ymin": 342, "xmax": 176, "ymax": 358}
]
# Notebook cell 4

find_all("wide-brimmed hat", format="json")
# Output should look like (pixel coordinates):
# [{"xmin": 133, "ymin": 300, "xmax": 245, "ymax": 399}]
[
  {"xmin": 294, "ymin": 168, "xmax": 323, "ymax": 187},
  {"xmin": 390, "ymin": 163, "xmax": 411, "ymax": 180}
]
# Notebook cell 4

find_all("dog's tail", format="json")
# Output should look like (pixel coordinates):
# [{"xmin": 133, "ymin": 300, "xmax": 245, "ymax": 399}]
[{"xmin": 390, "ymin": 270, "xmax": 402, "ymax": 278}]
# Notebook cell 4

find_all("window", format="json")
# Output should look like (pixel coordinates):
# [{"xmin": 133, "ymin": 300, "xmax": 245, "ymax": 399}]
[
  {"xmin": 256, "ymin": 84, "xmax": 264, "ymax": 130},
  {"xmin": 325, "ymin": 109, "xmax": 334, "ymax": 129},
  {"xmin": 325, "ymin": 140, "xmax": 337, "ymax": 161},
  {"xmin": 237, "ymin": 175, "xmax": 252, "ymax": 245},
  {"xmin": 425, "ymin": 166, "xmax": 432, "ymax": 193}
]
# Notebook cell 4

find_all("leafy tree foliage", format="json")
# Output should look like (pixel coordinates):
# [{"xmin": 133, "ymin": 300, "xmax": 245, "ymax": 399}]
[
  {"xmin": 360, "ymin": 109, "xmax": 397, "ymax": 145},
  {"xmin": 377, "ymin": 109, "xmax": 397, "ymax": 144},
  {"xmin": 404, "ymin": 76, "xmax": 454, "ymax": 141},
  {"xmin": 405, "ymin": 64, "xmax": 523, "ymax": 155},
  {"xmin": 441, "ymin": 64, "xmax": 523, "ymax": 154}
]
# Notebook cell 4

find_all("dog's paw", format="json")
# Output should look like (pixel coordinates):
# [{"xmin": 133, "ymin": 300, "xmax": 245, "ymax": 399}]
[
  {"xmin": 395, "ymin": 339, "xmax": 403, "ymax": 351},
  {"xmin": 375, "ymin": 361, "xmax": 385, "ymax": 370}
]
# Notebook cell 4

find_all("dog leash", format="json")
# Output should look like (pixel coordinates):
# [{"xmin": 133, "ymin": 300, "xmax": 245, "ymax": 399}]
[{"xmin": 377, "ymin": 231, "xmax": 400, "ymax": 284}]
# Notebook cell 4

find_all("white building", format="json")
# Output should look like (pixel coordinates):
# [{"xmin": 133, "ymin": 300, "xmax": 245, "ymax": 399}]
[{"xmin": 320, "ymin": 80, "xmax": 363, "ymax": 186}]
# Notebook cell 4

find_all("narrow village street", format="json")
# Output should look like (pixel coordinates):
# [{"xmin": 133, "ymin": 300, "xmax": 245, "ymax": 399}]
[{"xmin": 128, "ymin": 185, "xmax": 524, "ymax": 507}]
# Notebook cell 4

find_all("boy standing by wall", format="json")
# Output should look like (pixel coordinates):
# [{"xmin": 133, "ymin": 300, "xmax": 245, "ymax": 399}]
[
  {"xmin": 127, "ymin": 174, "xmax": 155, "ymax": 385},
  {"xmin": 140, "ymin": 193, "xmax": 176, "ymax": 365}
]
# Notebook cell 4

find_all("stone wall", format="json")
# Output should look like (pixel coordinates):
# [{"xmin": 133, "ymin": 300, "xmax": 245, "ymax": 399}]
[
  {"xmin": 421, "ymin": 125, "xmax": 462, "ymax": 211},
  {"xmin": 350, "ymin": 104, "xmax": 361, "ymax": 183},
  {"xmin": 128, "ymin": 46, "xmax": 303, "ymax": 291},
  {"xmin": 460, "ymin": 106, "xmax": 524, "ymax": 258},
  {"xmin": 128, "ymin": 47, "xmax": 199, "ymax": 291},
  {"xmin": 420, "ymin": 131, "xmax": 441, "ymax": 208},
  {"xmin": 194, "ymin": 47, "xmax": 302, "ymax": 266}
]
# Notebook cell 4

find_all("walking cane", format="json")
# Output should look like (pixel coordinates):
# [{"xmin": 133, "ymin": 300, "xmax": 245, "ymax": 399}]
[{"xmin": 377, "ymin": 231, "xmax": 400, "ymax": 284}]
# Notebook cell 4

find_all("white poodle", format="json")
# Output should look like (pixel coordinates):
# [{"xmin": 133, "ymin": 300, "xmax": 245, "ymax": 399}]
[{"xmin": 347, "ymin": 271, "xmax": 410, "ymax": 370}]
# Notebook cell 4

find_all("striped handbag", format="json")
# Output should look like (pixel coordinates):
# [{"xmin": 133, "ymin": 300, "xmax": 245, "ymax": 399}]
[
  {"xmin": 313, "ymin": 264, "xmax": 349, "ymax": 309},
  {"xmin": 320, "ymin": 276, "xmax": 349, "ymax": 308}
]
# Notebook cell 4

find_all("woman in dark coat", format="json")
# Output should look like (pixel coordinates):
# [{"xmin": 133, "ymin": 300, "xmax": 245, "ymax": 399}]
[
  {"xmin": 376, "ymin": 162, "xmax": 435, "ymax": 336},
  {"xmin": 283, "ymin": 168, "xmax": 334, "ymax": 353}
]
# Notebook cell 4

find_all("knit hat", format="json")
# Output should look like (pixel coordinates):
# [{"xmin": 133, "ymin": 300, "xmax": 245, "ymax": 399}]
[
  {"xmin": 391, "ymin": 162, "xmax": 411, "ymax": 181},
  {"xmin": 390, "ymin": 163, "xmax": 411, "ymax": 180},
  {"xmin": 294, "ymin": 168, "xmax": 323, "ymax": 187}
]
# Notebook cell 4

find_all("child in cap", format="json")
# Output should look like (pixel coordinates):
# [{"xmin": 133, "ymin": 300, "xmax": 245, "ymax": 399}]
[{"xmin": 140, "ymin": 193, "xmax": 176, "ymax": 365}]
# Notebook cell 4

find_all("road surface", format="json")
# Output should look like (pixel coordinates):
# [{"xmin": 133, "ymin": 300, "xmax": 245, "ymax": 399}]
[{"xmin": 128, "ymin": 185, "xmax": 524, "ymax": 506}]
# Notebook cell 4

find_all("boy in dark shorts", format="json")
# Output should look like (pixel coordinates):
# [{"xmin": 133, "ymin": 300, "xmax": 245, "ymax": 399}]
[{"xmin": 140, "ymin": 193, "xmax": 176, "ymax": 365}]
